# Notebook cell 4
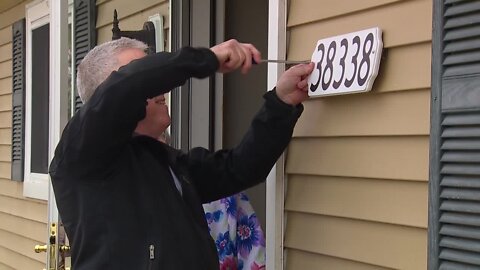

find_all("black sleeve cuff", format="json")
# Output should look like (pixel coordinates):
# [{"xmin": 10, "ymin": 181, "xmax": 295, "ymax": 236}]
[
  {"xmin": 177, "ymin": 47, "xmax": 219, "ymax": 78},
  {"xmin": 263, "ymin": 88, "xmax": 304, "ymax": 118}
]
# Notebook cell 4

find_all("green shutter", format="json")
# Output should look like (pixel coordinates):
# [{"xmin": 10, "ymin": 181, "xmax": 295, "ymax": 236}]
[
  {"xmin": 73, "ymin": 0, "xmax": 96, "ymax": 111},
  {"xmin": 429, "ymin": 0, "xmax": 480, "ymax": 269},
  {"xmin": 11, "ymin": 19, "xmax": 26, "ymax": 181}
]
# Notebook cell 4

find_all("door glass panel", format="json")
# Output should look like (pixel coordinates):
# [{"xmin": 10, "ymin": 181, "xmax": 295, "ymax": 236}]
[{"xmin": 30, "ymin": 23, "xmax": 50, "ymax": 174}]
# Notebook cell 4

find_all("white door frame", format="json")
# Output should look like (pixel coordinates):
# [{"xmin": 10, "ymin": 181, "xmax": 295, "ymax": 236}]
[
  {"xmin": 48, "ymin": 0, "xmax": 69, "ymax": 220},
  {"xmin": 213, "ymin": 1, "xmax": 286, "ymax": 268},
  {"xmin": 266, "ymin": 0, "xmax": 287, "ymax": 269},
  {"xmin": 47, "ymin": 0, "xmax": 69, "ymax": 269}
]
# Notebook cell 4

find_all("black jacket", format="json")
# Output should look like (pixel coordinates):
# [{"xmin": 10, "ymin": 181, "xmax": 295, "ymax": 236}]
[{"xmin": 49, "ymin": 47, "xmax": 303, "ymax": 269}]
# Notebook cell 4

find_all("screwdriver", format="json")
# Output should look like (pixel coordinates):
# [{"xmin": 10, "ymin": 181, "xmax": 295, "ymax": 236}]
[
  {"xmin": 253, "ymin": 58, "xmax": 311, "ymax": 65},
  {"xmin": 259, "ymin": 59, "xmax": 310, "ymax": 64}
]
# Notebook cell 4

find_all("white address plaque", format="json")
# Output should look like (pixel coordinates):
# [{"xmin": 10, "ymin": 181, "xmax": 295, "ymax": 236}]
[{"xmin": 308, "ymin": 27, "xmax": 383, "ymax": 97}]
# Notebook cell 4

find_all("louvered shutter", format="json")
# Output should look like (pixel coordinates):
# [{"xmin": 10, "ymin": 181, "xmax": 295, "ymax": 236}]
[
  {"xmin": 73, "ymin": 0, "xmax": 96, "ymax": 111},
  {"xmin": 11, "ymin": 19, "xmax": 26, "ymax": 181},
  {"xmin": 430, "ymin": 0, "xmax": 480, "ymax": 269}
]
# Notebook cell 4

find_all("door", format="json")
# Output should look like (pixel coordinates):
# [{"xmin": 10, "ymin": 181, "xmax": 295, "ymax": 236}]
[{"xmin": 32, "ymin": 0, "xmax": 74, "ymax": 269}]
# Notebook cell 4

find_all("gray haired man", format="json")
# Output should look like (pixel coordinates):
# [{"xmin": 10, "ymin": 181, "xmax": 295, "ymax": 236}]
[{"xmin": 49, "ymin": 37, "xmax": 314, "ymax": 269}]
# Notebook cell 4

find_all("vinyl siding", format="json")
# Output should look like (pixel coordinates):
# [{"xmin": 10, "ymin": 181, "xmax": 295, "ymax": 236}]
[
  {"xmin": 96, "ymin": 0, "xmax": 170, "ymax": 47},
  {"xmin": 0, "ymin": 1, "xmax": 47, "ymax": 269},
  {"xmin": 284, "ymin": 0, "xmax": 432, "ymax": 268}
]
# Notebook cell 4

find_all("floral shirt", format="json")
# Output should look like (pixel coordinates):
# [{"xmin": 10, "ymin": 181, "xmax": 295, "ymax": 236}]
[{"xmin": 203, "ymin": 192, "xmax": 266, "ymax": 270}]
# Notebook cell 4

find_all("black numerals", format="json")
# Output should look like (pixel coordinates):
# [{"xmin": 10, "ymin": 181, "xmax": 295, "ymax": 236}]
[
  {"xmin": 309, "ymin": 43, "xmax": 325, "ymax": 92},
  {"xmin": 333, "ymin": 38, "xmax": 348, "ymax": 89},
  {"xmin": 321, "ymin": 41, "xmax": 337, "ymax": 90},
  {"xmin": 344, "ymin": 35, "xmax": 360, "ymax": 88},
  {"xmin": 310, "ymin": 32, "xmax": 377, "ymax": 93},
  {"xmin": 357, "ymin": 33, "xmax": 373, "ymax": 86}
]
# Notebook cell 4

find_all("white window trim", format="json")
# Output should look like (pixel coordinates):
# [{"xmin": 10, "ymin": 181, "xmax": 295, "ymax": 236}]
[
  {"xmin": 266, "ymin": 0, "xmax": 287, "ymax": 269},
  {"xmin": 24, "ymin": 0, "xmax": 72, "ymax": 200},
  {"xmin": 24, "ymin": 0, "xmax": 50, "ymax": 200}
]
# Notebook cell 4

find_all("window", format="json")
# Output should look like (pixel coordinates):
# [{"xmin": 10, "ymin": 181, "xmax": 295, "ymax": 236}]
[
  {"xmin": 24, "ymin": 0, "xmax": 50, "ymax": 199},
  {"xmin": 23, "ymin": 0, "xmax": 74, "ymax": 199}
]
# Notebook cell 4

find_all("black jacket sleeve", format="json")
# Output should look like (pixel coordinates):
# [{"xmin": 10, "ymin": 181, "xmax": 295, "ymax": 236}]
[
  {"xmin": 51, "ymin": 47, "xmax": 218, "ymax": 176},
  {"xmin": 178, "ymin": 89, "xmax": 303, "ymax": 203}
]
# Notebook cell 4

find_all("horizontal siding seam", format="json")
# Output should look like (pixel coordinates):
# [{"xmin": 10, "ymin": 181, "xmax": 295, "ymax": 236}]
[
  {"xmin": 96, "ymin": 2, "xmax": 162, "ymax": 29},
  {"xmin": 292, "ymin": 133, "xmax": 430, "ymax": 138},
  {"xmin": 0, "ymin": 4, "xmax": 25, "ymax": 20},
  {"xmin": 285, "ymin": 211, "xmax": 428, "ymax": 231},
  {"xmin": 0, "ymin": 59, "xmax": 12, "ymax": 66},
  {"xmin": 285, "ymin": 173, "xmax": 429, "ymax": 183},
  {"xmin": 381, "ymin": 39, "xmax": 432, "ymax": 50},
  {"xmin": 95, "ymin": 0, "xmax": 111, "ymax": 7},
  {"xmin": 0, "ymin": 211, "xmax": 46, "ymax": 226},
  {"xmin": 0, "ymin": 194, "xmax": 47, "ymax": 205},
  {"xmin": 0, "ymin": 243, "xmax": 45, "ymax": 265},
  {"xmin": 0, "ymin": 262, "xmax": 14, "ymax": 270},
  {"xmin": 303, "ymin": 86, "xmax": 431, "ymax": 99},
  {"xmin": 0, "ymin": 25, "xmax": 12, "ymax": 32},
  {"xmin": 285, "ymin": 246, "xmax": 394, "ymax": 269},
  {"xmin": 290, "ymin": 134, "xmax": 431, "ymax": 139},
  {"xmin": 0, "ymin": 211, "xmax": 46, "ymax": 224},
  {"xmin": 287, "ymin": 29, "xmax": 431, "ymax": 50},
  {"xmin": 284, "ymin": 245, "xmax": 396, "ymax": 269},
  {"xmin": 285, "ymin": 172, "xmax": 428, "ymax": 182},
  {"xmin": 302, "ymin": 85, "xmax": 431, "ymax": 96},
  {"xmin": 374, "ymin": 86, "xmax": 431, "ymax": 95},
  {"xmin": 287, "ymin": 0, "xmax": 415, "ymax": 28},
  {"xmin": 284, "ymin": 208, "xmax": 427, "ymax": 229},
  {"xmin": 0, "ymin": 226, "xmax": 45, "ymax": 244}
]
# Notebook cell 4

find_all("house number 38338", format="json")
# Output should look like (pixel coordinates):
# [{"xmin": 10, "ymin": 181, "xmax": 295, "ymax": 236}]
[{"xmin": 307, "ymin": 27, "xmax": 383, "ymax": 97}]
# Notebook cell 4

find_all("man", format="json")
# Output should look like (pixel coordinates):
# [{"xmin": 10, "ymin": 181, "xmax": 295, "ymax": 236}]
[{"xmin": 49, "ymin": 37, "xmax": 314, "ymax": 269}]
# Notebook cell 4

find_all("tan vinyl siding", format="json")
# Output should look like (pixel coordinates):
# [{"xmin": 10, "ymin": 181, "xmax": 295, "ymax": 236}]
[
  {"xmin": 288, "ymin": 0, "xmax": 406, "ymax": 27},
  {"xmin": 293, "ymin": 89, "xmax": 431, "ymax": 137},
  {"xmin": 0, "ymin": 111, "xmax": 12, "ymax": 128},
  {"xmin": 0, "ymin": 77, "xmax": 12, "ymax": 95},
  {"xmin": 0, "ymin": 262, "xmax": 15, "ymax": 270},
  {"xmin": 286, "ymin": 249, "xmax": 393, "ymax": 270},
  {"xmin": 287, "ymin": 137, "xmax": 429, "ymax": 181},
  {"xmin": 0, "ymin": 60, "xmax": 13, "ymax": 79},
  {"xmin": 285, "ymin": 0, "xmax": 431, "ymax": 268},
  {"xmin": 0, "ymin": 145, "xmax": 12, "ymax": 162},
  {"xmin": 0, "ymin": 3, "xmax": 25, "ymax": 30},
  {"xmin": 0, "ymin": 1, "xmax": 47, "ymax": 269},
  {"xmin": 285, "ymin": 212, "xmax": 427, "ymax": 269},
  {"xmin": 286, "ymin": 175, "xmax": 428, "ymax": 228},
  {"xmin": 0, "ymin": 180, "xmax": 47, "ymax": 269},
  {"xmin": 288, "ymin": 0, "xmax": 432, "ymax": 59},
  {"xmin": 96, "ymin": 0, "xmax": 170, "ymax": 47},
  {"xmin": 0, "ymin": 245, "xmax": 45, "ymax": 270},
  {"xmin": 0, "ymin": 27, "xmax": 12, "ymax": 46},
  {"xmin": 0, "ymin": 43, "xmax": 12, "ymax": 62}
]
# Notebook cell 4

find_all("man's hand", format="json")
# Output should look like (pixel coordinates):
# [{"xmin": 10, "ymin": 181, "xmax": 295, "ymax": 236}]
[
  {"xmin": 275, "ymin": 63, "xmax": 315, "ymax": 106},
  {"xmin": 210, "ymin": 39, "xmax": 261, "ymax": 74}
]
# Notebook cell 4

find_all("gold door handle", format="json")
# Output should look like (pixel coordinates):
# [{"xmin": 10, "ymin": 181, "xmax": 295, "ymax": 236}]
[
  {"xmin": 35, "ymin": 244, "xmax": 47, "ymax": 253},
  {"xmin": 59, "ymin": 245, "xmax": 70, "ymax": 253}
]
